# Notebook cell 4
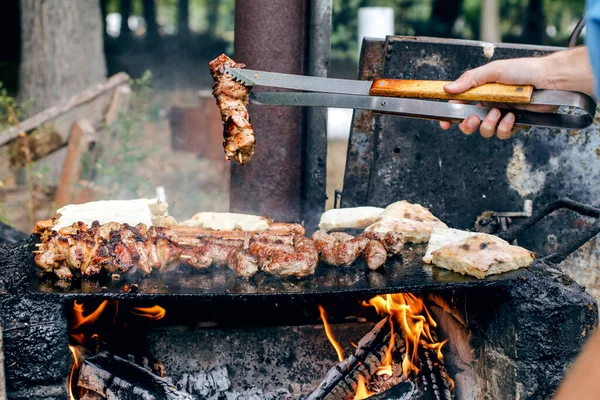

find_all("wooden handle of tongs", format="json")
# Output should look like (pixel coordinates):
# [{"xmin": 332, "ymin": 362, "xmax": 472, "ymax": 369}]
[{"xmin": 370, "ymin": 79, "xmax": 534, "ymax": 103}]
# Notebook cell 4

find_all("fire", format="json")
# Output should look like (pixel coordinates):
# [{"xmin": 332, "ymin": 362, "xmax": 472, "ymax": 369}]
[
  {"xmin": 71, "ymin": 300, "xmax": 109, "ymax": 330},
  {"xmin": 375, "ymin": 319, "xmax": 394, "ymax": 377},
  {"xmin": 354, "ymin": 375, "xmax": 373, "ymax": 400},
  {"xmin": 364, "ymin": 293, "xmax": 447, "ymax": 378},
  {"xmin": 131, "ymin": 305, "xmax": 166, "ymax": 320},
  {"xmin": 68, "ymin": 301, "xmax": 166, "ymax": 399},
  {"xmin": 68, "ymin": 345, "xmax": 78, "ymax": 400},
  {"xmin": 318, "ymin": 305, "xmax": 345, "ymax": 361}
]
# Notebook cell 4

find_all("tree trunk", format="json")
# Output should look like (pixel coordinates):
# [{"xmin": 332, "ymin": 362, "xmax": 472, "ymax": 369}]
[
  {"xmin": 177, "ymin": 0, "xmax": 190, "ymax": 36},
  {"xmin": 18, "ymin": 0, "xmax": 107, "ymax": 115},
  {"xmin": 99, "ymin": 0, "xmax": 108, "ymax": 40},
  {"xmin": 120, "ymin": 0, "xmax": 132, "ymax": 39},
  {"xmin": 142, "ymin": 0, "xmax": 159, "ymax": 40},
  {"xmin": 206, "ymin": 0, "xmax": 219, "ymax": 34},
  {"xmin": 429, "ymin": 0, "xmax": 463, "ymax": 38},
  {"xmin": 480, "ymin": 0, "xmax": 501, "ymax": 42},
  {"xmin": 524, "ymin": 0, "xmax": 546, "ymax": 44}
]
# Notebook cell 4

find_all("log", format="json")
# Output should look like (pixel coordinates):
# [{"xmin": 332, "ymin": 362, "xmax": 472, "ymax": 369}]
[
  {"xmin": 0, "ymin": 73, "xmax": 129, "ymax": 147},
  {"xmin": 0, "ymin": 73, "xmax": 130, "ymax": 181},
  {"xmin": 306, "ymin": 317, "xmax": 452, "ymax": 400},
  {"xmin": 105, "ymin": 85, "xmax": 132, "ymax": 125},
  {"xmin": 54, "ymin": 120, "xmax": 97, "ymax": 208},
  {"xmin": 77, "ymin": 352, "xmax": 193, "ymax": 400}
]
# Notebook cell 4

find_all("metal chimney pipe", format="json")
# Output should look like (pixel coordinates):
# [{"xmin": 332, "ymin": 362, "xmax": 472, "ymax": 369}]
[
  {"xmin": 304, "ymin": 0, "xmax": 331, "ymax": 232},
  {"xmin": 232, "ymin": 0, "xmax": 308, "ymax": 222}
]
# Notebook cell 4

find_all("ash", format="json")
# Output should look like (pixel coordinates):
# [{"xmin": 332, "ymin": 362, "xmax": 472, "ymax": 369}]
[{"xmin": 172, "ymin": 367, "xmax": 292, "ymax": 400}]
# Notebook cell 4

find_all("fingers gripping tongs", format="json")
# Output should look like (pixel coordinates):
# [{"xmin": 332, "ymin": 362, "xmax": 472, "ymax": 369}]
[{"xmin": 226, "ymin": 67, "xmax": 597, "ymax": 130}]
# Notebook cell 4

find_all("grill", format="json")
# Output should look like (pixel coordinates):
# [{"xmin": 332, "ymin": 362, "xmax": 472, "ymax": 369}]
[{"xmin": 2, "ymin": 35, "xmax": 600, "ymax": 400}]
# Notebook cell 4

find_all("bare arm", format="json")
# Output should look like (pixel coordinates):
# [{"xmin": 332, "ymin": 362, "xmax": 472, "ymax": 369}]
[
  {"xmin": 440, "ymin": 46, "xmax": 595, "ymax": 139},
  {"xmin": 554, "ymin": 329, "xmax": 600, "ymax": 399}
]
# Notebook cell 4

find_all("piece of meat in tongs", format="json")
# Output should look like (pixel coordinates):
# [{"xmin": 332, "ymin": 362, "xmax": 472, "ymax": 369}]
[{"xmin": 209, "ymin": 54, "xmax": 255, "ymax": 164}]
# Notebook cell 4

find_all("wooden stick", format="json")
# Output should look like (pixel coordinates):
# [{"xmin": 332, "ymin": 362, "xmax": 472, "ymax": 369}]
[
  {"xmin": 54, "ymin": 120, "xmax": 96, "ymax": 208},
  {"xmin": 104, "ymin": 84, "xmax": 132, "ymax": 125},
  {"xmin": 0, "ymin": 73, "xmax": 130, "ymax": 147}
]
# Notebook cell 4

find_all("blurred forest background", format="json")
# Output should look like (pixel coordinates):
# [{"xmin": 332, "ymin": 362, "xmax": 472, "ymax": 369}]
[
  {"xmin": 0, "ymin": 0, "xmax": 588, "ymax": 232},
  {"xmin": 0, "ymin": 0, "xmax": 587, "ymax": 94}
]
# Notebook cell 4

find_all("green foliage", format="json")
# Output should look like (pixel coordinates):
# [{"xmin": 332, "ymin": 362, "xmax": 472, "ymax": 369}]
[
  {"xmin": 85, "ymin": 71, "xmax": 155, "ymax": 199},
  {"xmin": 0, "ymin": 83, "xmax": 31, "ymax": 130}
]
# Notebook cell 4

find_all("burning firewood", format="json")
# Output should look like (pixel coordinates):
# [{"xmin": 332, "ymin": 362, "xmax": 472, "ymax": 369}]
[
  {"xmin": 77, "ymin": 352, "xmax": 193, "ymax": 400},
  {"xmin": 307, "ymin": 315, "xmax": 452, "ymax": 400}
]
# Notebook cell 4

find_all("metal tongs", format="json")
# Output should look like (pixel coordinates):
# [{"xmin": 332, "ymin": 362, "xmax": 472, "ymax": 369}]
[{"xmin": 226, "ymin": 67, "xmax": 597, "ymax": 130}]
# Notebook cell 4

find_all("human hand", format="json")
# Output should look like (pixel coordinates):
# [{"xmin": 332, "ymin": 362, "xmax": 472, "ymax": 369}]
[{"xmin": 439, "ymin": 57, "xmax": 550, "ymax": 139}]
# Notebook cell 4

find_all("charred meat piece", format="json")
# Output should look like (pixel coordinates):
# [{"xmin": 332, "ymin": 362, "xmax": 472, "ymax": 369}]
[
  {"xmin": 248, "ymin": 235, "xmax": 318, "ymax": 277},
  {"xmin": 259, "ymin": 235, "xmax": 319, "ymax": 278},
  {"xmin": 209, "ymin": 54, "xmax": 255, "ymax": 164},
  {"xmin": 35, "ymin": 222, "xmax": 182, "ymax": 278},
  {"xmin": 226, "ymin": 249, "xmax": 259, "ymax": 278},
  {"xmin": 362, "ymin": 230, "xmax": 405, "ymax": 255},
  {"xmin": 364, "ymin": 240, "xmax": 387, "ymax": 270},
  {"xmin": 312, "ymin": 230, "xmax": 369, "ymax": 266}
]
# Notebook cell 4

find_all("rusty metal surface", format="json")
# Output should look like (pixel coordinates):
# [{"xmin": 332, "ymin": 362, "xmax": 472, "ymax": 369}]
[
  {"xmin": 231, "ymin": 0, "xmax": 307, "ymax": 222},
  {"xmin": 366, "ymin": 37, "xmax": 560, "ymax": 228},
  {"xmin": 341, "ymin": 38, "xmax": 386, "ymax": 208},
  {"xmin": 303, "ymin": 0, "xmax": 332, "ymax": 233},
  {"xmin": 340, "ymin": 36, "xmax": 600, "ymax": 300}
]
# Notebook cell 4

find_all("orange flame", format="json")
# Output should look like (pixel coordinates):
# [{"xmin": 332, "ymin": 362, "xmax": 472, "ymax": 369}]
[
  {"xmin": 68, "ymin": 345, "xmax": 78, "ymax": 400},
  {"xmin": 364, "ymin": 293, "xmax": 447, "ymax": 378},
  {"xmin": 72, "ymin": 300, "xmax": 109, "ymax": 330},
  {"xmin": 354, "ymin": 375, "xmax": 373, "ymax": 400},
  {"xmin": 318, "ymin": 305, "xmax": 345, "ymax": 362},
  {"xmin": 375, "ymin": 319, "xmax": 395, "ymax": 377},
  {"xmin": 70, "ymin": 300, "xmax": 112, "ymax": 346},
  {"xmin": 131, "ymin": 305, "xmax": 166, "ymax": 320}
]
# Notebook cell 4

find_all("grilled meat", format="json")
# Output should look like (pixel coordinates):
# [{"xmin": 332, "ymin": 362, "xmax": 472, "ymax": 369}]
[
  {"xmin": 362, "ymin": 230, "xmax": 405, "ymax": 255},
  {"xmin": 257, "ymin": 235, "xmax": 319, "ymax": 278},
  {"xmin": 312, "ymin": 230, "xmax": 369, "ymax": 266},
  {"xmin": 35, "ymin": 222, "xmax": 182, "ymax": 278},
  {"xmin": 209, "ymin": 54, "xmax": 255, "ymax": 164},
  {"xmin": 35, "ymin": 221, "xmax": 318, "ymax": 279},
  {"xmin": 364, "ymin": 240, "xmax": 387, "ymax": 270},
  {"xmin": 226, "ymin": 249, "xmax": 259, "ymax": 278}
]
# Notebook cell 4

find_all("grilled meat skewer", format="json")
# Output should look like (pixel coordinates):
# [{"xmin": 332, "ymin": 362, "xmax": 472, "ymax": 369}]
[
  {"xmin": 209, "ymin": 54, "xmax": 255, "ymax": 164},
  {"xmin": 35, "ymin": 221, "xmax": 314, "ymax": 280}
]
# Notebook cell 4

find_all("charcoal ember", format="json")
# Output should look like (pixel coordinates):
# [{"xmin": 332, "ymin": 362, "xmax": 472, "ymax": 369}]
[
  {"xmin": 80, "ymin": 391, "xmax": 105, "ymax": 400},
  {"xmin": 367, "ymin": 381, "xmax": 417, "ymax": 400},
  {"xmin": 176, "ymin": 366, "xmax": 231, "ymax": 397},
  {"xmin": 367, "ymin": 364, "xmax": 404, "ymax": 394},
  {"xmin": 224, "ymin": 387, "xmax": 262, "ymax": 400},
  {"xmin": 264, "ymin": 388, "xmax": 293, "ymax": 400}
]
